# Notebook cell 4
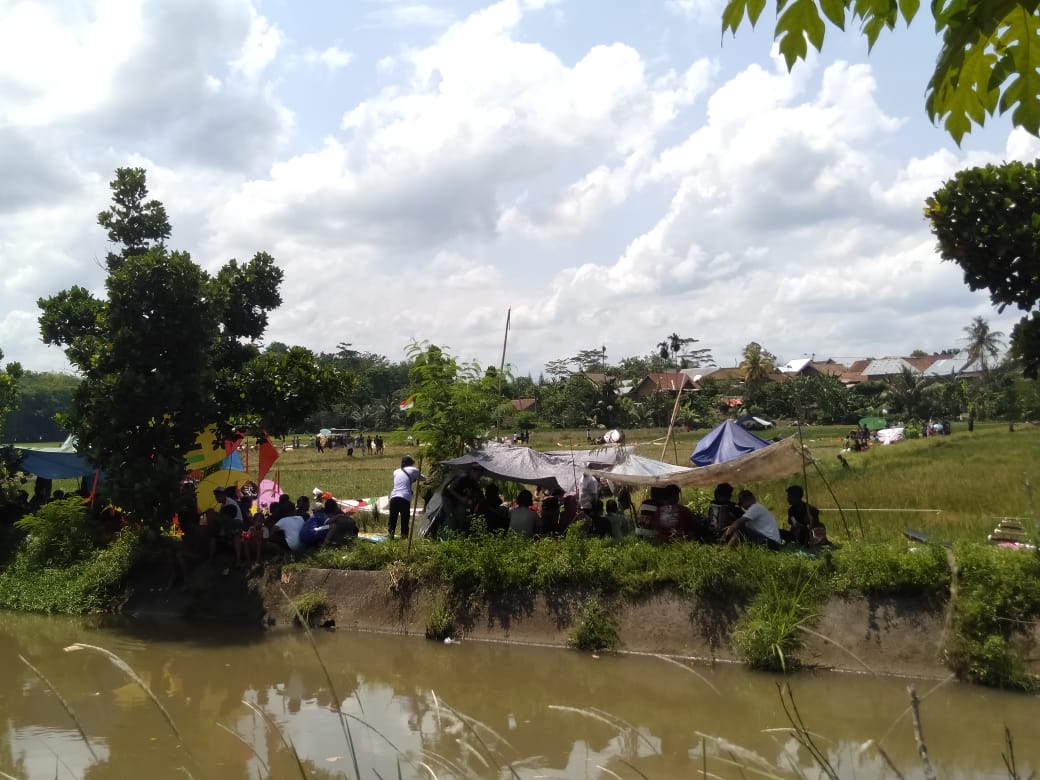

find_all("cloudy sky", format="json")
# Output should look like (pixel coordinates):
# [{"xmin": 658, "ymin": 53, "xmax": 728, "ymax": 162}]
[{"xmin": 1, "ymin": 0, "xmax": 1035, "ymax": 378}]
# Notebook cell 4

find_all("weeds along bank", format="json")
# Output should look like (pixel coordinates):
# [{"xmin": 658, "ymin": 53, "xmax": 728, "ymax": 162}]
[
  {"xmin": 274, "ymin": 528, "xmax": 1040, "ymax": 690},
  {"xmin": 1, "ymin": 499, "xmax": 1038, "ymax": 690}
]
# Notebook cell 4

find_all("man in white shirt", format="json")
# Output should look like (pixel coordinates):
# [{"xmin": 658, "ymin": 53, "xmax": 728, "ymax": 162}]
[
  {"xmin": 720, "ymin": 489, "xmax": 781, "ymax": 550},
  {"xmin": 274, "ymin": 514, "xmax": 306, "ymax": 552}
]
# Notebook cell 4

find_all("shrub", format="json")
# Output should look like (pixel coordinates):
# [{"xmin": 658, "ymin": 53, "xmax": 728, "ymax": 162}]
[
  {"xmin": 14, "ymin": 498, "xmax": 97, "ymax": 570},
  {"xmin": 287, "ymin": 589, "xmax": 329, "ymax": 627},
  {"xmin": 733, "ymin": 571, "xmax": 823, "ymax": 672},
  {"xmin": 945, "ymin": 545, "xmax": 1040, "ymax": 690},
  {"xmin": 569, "ymin": 596, "xmax": 619, "ymax": 653},
  {"xmin": 425, "ymin": 593, "xmax": 456, "ymax": 640}
]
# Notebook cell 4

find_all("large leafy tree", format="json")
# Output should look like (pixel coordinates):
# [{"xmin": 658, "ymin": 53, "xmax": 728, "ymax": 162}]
[
  {"xmin": 404, "ymin": 342, "xmax": 504, "ymax": 469},
  {"xmin": 38, "ymin": 168, "xmax": 341, "ymax": 521},
  {"xmin": 925, "ymin": 161, "xmax": 1040, "ymax": 377},
  {"xmin": 722, "ymin": 0, "xmax": 1040, "ymax": 142},
  {"xmin": 0, "ymin": 351, "xmax": 22, "ymax": 443}
]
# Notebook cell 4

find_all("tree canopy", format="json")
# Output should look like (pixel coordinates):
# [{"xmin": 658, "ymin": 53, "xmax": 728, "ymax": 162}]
[
  {"xmin": 721, "ymin": 0, "xmax": 1040, "ymax": 142},
  {"xmin": 925, "ymin": 160, "xmax": 1040, "ymax": 377},
  {"xmin": 37, "ymin": 168, "xmax": 345, "ymax": 520}
]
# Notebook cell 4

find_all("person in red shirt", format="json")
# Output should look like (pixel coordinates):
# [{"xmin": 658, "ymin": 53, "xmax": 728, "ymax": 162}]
[{"xmin": 655, "ymin": 484, "xmax": 701, "ymax": 541}]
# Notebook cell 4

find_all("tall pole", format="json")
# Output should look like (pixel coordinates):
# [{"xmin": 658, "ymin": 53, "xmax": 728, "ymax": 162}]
[{"xmin": 497, "ymin": 308, "xmax": 511, "ymax": 441}]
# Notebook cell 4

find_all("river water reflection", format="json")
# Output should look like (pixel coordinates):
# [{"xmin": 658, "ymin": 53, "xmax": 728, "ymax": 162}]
[{"xmin": 0, "ymin": 610, "xmax": 1035, "ymax": 779}]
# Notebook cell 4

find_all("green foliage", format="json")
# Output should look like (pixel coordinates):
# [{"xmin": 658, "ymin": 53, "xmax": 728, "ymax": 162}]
[
  {"xmin": 37, "ymin": 168, "xmax": 343, "ymax": 522},
  {"xmin": 721, "ymin": 0, "xmax": 1040, "ymax": 143},
  {"xmin": 945, "ymin": 544, "xmax": 1040, "ymax": 689},
  {"xmin": 425, "ymin": 593, "xmax": 457, "ymax": 640},
  {"xmin": 740, "ymin": 342, "xmax": 776, "ymax": 406},
  {"xmin": 287, "ymin": 589, "xmax": 329, "ymax": 627},
  {"xmin": 0, "ymin": 348, "xmax": 22, "ymax": 444},
  {"xmin": 14, "ymin": 498, "xmax": 98, "ymax": 570},
  {"xmin": 3, "ymin": 370, "xmax": 77, "ymax": 443},
  {"xmin": 827, "ymin": 543, "xmax": 951, "ymax": 595},
  {"xmin": 927, "ymin": 162, "xmax": 1040, "ymax": 378},
  {"xmin": 569, "ymin": 596, "xmax": 620, "ymax": 653},
  {"xmin": 0, "ymin": 524, "xmax": 140, "ymax": 614},
  {"xmin": 404, "ymin": 341, "xmax": 504, "ymax": 467},
  {"xmin": 734, "ymin": 570, "xmax": 823, "ymax": 671}
]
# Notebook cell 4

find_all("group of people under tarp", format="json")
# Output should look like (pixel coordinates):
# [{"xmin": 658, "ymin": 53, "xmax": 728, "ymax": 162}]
[
  {"xmin": 693, "ymin": 483, "xmax": 833, "ymax": 550},
  {"xmin": 421, "ymin": 460, "xmax": 832, "ymax": 550},
  {"xmin": 422, "ymin": 464, "xmax": 635, "ymax": 540}
]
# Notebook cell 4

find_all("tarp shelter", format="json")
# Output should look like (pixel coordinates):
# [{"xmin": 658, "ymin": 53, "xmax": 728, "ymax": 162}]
[
  {"xmin": 421, "ymin": 442, "xmax": 626, "ymax": 537},
  {"xmin": 587, "ymin": 437, "xmax": 811, "ymax": 489},
  {"xmin": 736, "ymin": 414, "xmax": 774, "ymax": 430},
  {"xmin": 858, "ymin": 416, "xmax": 887, "ymax": 431},
  {"xmin": 440, "ymin": 442, "xmax": 585, "ymax": 493},
  {"xmin": 11, "ymin": 436, "xmax": 96, "ymax": 480},
  {"xmin": 690, "ymin": 420, "xmax": 770, "ymax": 466},
  {"xmin": 876, "ymin": 427, "xmax": 905, "ymax": 445}
]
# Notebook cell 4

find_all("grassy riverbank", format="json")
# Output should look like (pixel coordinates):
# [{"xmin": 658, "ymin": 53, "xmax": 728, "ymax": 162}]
[{"xmin": 5, "ymin": 422, "xmax": 1039, "ymax": 688}]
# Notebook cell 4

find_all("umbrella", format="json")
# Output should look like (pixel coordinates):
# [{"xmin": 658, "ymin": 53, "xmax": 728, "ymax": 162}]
[
  {"xmin": 858, "ymin": 416, "xmax": 887, "ymax": 431},
  {"xmin": 195, "ymin": 452, "xmax": 247, "ymax": 511}
]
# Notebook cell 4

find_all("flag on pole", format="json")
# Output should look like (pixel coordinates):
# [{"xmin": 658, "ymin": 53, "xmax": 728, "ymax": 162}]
[
  {"xmin": 258, "ymin": 433, "xmax": 280, "ymax": 484},
  {"xmin": 399, "ymin": 395, "xmax": 416, "ymax": 411},
  {"xmin": 223, "ymin": 430, "xmax": 245, "ymax": 456}
]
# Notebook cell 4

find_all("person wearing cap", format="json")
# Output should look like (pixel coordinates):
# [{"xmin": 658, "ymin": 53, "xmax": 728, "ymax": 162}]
[{"xmin": 388, "ymin": 456, "xmax": 426, "ymax": 539}]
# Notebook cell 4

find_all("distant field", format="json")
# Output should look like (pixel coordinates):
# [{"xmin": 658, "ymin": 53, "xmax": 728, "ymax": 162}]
[{"xmin": 16, "ymin": 422, "xmax": 1039, "ymax": 544}]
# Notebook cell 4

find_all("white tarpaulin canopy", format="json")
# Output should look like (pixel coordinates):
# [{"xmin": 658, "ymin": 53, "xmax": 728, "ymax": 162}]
[
  {"xmin": 585, "ymin": 437, "xmax": 812, "ymax": 488},
  {"xmin": 440, "ymin": 442, "xmax": 588, "ymax": 492}
]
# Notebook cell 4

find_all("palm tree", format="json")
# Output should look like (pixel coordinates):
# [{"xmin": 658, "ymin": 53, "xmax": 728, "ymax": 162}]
[
  {"xmin": 963, "ymin": 316, "xmax": 1005, "ymax": 372},
  {"xmin": 657, "ymin": 333, "xmax": 714, "ymax": 370},
  {"xmin": 882, "ymin": 367, "xmax": 938, "ymax": 421},
  {"xmin": 740, "ymin": 342, "xmax": 775, "ymax": 404}
]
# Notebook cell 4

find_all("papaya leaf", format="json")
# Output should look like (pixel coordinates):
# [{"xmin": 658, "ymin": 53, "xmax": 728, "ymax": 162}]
[
  {"xmin": 776, "ymin": 0, "xmax": 827, "ymax": 66},
  {"xmin": 897, "ymin": 0, "xmax": 922, "ymax": 23},
  {"xmin": 993, "ymin": 6, "xmax": 1040, "ymax": 134},
  {"xmin": 820, "ymin": 0, "xmax": 849, "ymax": 28},
  {"xmin": 749, "ymin": 0, "xmax": 769, "ymax": 24},
  {"xmin": 722, "ymin": 0, "xmax": 753, "ymax": 33}
]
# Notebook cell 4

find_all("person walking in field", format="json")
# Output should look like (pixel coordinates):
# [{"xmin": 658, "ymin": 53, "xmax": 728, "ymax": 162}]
[{"xmin": 388, "ymin": 456, "xmax": 425, "ymax": 539}]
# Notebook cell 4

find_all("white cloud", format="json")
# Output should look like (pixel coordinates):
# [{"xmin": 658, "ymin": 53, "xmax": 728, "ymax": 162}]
[
  {"xmin": 304, "ymin": 46, "xmax": 354, "ymax": 71},
  {"xmin": 230, "ymin": 6, "xmax": 283, "ymax": 80},
  {"xmin": 0, "ymin": 0, "xmax": 1029, "ymax": 379}
]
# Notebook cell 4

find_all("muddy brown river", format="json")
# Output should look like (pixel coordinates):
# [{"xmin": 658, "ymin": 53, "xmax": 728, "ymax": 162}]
[{"xmin": 0, "ymin": 610, "xmax": 1035, "ymax": 779}]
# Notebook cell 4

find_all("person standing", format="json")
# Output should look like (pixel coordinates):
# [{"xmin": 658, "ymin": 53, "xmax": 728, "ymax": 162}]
[{"xmin": 388, "ymin": 456, "xmax": 425, "ymax": 539}]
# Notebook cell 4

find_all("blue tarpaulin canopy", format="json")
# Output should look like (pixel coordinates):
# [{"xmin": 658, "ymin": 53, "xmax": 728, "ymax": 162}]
[
  {"xmin": 12, "ymin": 436, "xmax": 96, "ymax": 480},
  {"xmin": 690, "ymin": 420, "xmax": 770, "ymax": 466}
]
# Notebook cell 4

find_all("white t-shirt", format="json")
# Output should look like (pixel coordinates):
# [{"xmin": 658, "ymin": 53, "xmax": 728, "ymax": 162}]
[
  {"xmin": 741, "ymin": 503, "xmax": 781, "ymax": 544},
  {"xmin": 390, "ymin": 466, "xmax": 423, "ymax": 501},
  {"xmin": 275, "ymin": 515, "xmax": 306, "ymax": 551},
  {"xmin": 579, "ymin": 473, "xmax": 600, "ymax": 510}
]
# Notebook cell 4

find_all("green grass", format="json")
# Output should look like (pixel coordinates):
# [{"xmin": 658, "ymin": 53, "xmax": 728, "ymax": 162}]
[{"xmin": 244, "ymin": 422, "xmax": 1040, "ymax": 546}]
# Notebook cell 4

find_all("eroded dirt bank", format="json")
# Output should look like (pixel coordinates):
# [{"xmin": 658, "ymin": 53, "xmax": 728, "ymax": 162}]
[{"xmin": 256, "ymin": 568, "xmax": 968, "ymax": 679}]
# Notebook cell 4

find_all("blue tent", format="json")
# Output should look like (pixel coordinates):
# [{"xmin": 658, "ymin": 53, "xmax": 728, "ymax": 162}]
[
  {"xmin": 12, "ymin": 437, "xmax": 96, "ymax": 480},
  {"xmin": 690, "ymin": 420, "xmax": 771, "ymax": 466}
]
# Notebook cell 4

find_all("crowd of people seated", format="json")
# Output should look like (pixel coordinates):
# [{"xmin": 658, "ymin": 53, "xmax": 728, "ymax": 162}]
[
  {"xmin": 172, "ymin": 482, "xmax": 359, "ymax": 577},
  {"xmin": 430, "ymin": 466, "xmax": 831, "ymax": 550}
]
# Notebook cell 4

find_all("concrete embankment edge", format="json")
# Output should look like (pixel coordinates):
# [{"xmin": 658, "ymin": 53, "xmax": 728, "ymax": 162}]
[{"xmin": 262, "ymin": 568, "xmax": 966, "ymax": 679}]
